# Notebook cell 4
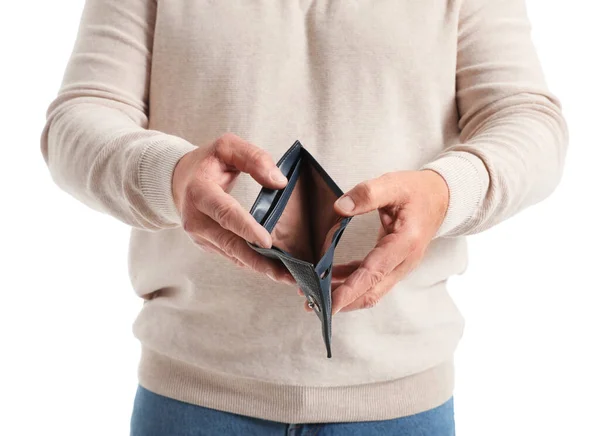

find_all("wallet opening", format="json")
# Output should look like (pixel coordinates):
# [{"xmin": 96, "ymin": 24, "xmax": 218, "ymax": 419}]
[
  {"xmin": 247, "ymin": 141, "xmax": 353, "ymax": 358},
  {"xmin": 270, "ymin": 159, "xmax": 344, "ymax": 265}
]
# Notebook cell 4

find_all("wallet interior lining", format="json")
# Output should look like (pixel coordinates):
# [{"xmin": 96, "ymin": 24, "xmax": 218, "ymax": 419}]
[{"xmin": 271, "ymin": 160, "xmax": 343, "ymax": 265}]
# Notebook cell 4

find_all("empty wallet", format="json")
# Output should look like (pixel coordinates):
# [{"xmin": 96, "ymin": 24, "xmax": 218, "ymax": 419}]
[{"xmin": 247, "ymin": 140, "xmax": 352, "ymax": 358}]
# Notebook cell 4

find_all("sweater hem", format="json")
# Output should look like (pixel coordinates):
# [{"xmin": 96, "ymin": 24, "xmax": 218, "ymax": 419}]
[{"xmin": 137, "ymin": 346, "xmax": 455, "ymax": 424}]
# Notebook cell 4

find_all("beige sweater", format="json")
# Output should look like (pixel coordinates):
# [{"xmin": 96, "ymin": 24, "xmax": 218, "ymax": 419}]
[{"xmin": 41, "ymin": 0, "xmax": 567, "ymax": 423}]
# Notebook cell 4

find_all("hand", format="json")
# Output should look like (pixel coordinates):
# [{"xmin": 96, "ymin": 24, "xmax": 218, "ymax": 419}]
[
  {"xmin": 172, "ymin": 133, "xmax": 295, "ymax": 284},
  {"xmin": 309, "ymin": 170, "xmax": 449, "ymax": 313}
]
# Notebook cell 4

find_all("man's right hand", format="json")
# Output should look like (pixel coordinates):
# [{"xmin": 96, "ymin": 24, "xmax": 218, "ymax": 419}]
[{"xmin": 172, "ymin": 133, "xmax": 294, "ymax": 285}]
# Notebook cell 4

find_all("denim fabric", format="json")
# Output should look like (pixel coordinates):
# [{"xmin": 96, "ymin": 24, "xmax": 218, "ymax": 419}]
[{"xmin": 130, "ymin": 385, "xmax": 455, "ymax": 436}]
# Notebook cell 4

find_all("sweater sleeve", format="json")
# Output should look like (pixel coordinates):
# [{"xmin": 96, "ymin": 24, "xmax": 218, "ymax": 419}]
[
  {"xmin": 40, "ymin": 0, "xmax": 197, "ymax": 230},
  {"xmin": 421, "ymin": 0, "xmax": 568, "ymax": 238}
]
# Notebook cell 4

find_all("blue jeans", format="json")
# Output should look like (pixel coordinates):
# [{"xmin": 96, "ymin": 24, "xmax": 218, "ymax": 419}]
[{"xmin": 130, "ymin": 385, "xmax": 455, "ymax": 435}]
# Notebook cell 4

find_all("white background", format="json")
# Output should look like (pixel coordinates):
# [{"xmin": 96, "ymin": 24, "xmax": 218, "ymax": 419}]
[{"xmin": 0, "ymin": 1, "xmax": 598, "ymax": 435}]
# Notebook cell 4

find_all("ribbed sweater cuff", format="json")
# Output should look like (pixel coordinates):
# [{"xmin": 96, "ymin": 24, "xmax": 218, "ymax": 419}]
[
  {"xmin": 421, "ymin": 151, "xmax": 490, "ymax": 237},
  {"xmin": 138, "ymin": 135, "xmax": 197, "ymax": 226}
]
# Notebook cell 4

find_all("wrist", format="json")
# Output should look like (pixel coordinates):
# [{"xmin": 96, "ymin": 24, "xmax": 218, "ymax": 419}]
[
  {"xmin": 171, "ymin": 150, "xmax": 194, "ymax": 214},
  {"xmin": 419, "ymin": 151, "xmax": 490, "ymax": 237},
  {"xmin": 419, "ymin": 169, "xmax": 450, "ymax": 218},
  {"xmin": 138, "ymin": 136, "xmax": 197, "ymax": 226}
]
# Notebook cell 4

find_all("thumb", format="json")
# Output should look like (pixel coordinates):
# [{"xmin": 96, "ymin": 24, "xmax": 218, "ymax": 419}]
[
  {"xmin": 213, "ymin": 134, "xmax": 288, "ymax": 190},
  {"xmin": 334, "ymin": 173, "xmax": 400, "ymax": 216}
]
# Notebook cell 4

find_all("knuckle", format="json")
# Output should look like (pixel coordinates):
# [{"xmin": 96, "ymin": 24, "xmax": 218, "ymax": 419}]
[
  {"xmin": 361, "ymin": 294, "xmax": 380, "ymax": 309},
  {"xmin": 195, "ymin": 242, "xmax": 209, "ymax": 252},
  {"xmin": 216, "ymin": 132, "xmax": 234, "ymax": 145},
  {"xmin": 356, "ymin": 181, "xmax": 374, "ymax": 203},
  {"xmin": 182, "ymin": 218, "xmax": 195, "ymax": 233},
  {"xmin": 366, "ymin": 268, "xmax": 386, "ymax": 287},
  {"xmin": 220, "ymin": 132, "xmax": 238, "ymax": 143},
  {"xmin": 405, "ymin": 226, "xmax": 425, "ymax": 251},
  {"xmin": 356, "ymin": 266, "xmax": 385, "ymax": 288},
  {"xmin": 233, "ymin": 258, "xmax": 246, "ymax": 268},
  {"xmin": 217, "ymin": 233, "xmax": 238, "ymax": 256},
  {"xmin": 247, "ymin": 147, "xmax": 268, "ymax": 170},
  {"xmin": 191, "ymin": 237, "xmax": 210, "ymax": 252},
  {"xmin": 237, "ymin": 221, "xmax": 254, "ymax": 241},
  {"xmin": 213, "ymin": 136, "xmax": 226, "ymax": 153},
  {"xmin": 214, "ymin": 133, "xmax": 235, "ymax": 154},
  {"xmin": 247, "ymin": 257, "xmax": 263, "ymax": 272},
  {"xmin": 213, "ymin": 202, "xmax": 235, "ymax": 225}
]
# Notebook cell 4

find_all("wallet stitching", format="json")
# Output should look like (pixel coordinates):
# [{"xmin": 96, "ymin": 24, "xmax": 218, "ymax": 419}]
[{"xmin": 277, "ymin": 139, "xmax": 302, "ymax": 165}]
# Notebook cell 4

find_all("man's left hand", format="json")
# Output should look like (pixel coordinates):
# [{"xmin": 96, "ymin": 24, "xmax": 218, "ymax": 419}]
[{"xmin": 316, "ymin": 170, "xmax": 450, "ymax": 314}]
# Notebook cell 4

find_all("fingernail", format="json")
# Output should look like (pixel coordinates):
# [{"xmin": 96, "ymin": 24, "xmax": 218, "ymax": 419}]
[
  {"xmin": 336, "ymin": 196, "xmax": 355, "ymax": 213},
  {"xmin": 270, "ymin": 169, "xmax": 287, "ymax": 184},
  {"xmin": 254, "ymin": 235, "xmax": 271, "ymax": 249}
]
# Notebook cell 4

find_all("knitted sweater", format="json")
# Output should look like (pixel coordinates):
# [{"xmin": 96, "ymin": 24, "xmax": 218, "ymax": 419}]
[{"xmin": 41, "ymin": 0, "xmax": 567, "ymax": 423}]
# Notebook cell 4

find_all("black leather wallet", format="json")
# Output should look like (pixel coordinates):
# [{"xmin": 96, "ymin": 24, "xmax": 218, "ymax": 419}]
[{"xmin": 247, "ymin": 140, "xmax": 352, "ymax": 358}]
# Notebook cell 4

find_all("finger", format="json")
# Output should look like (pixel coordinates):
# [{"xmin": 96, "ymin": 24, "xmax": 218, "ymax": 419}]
[
  {"xmin": 183, "ymin": 205, "xmax": 293, "ymax": 283},
  {"xmin": 190, "ymin": 214, "xmax": 294, "ymax": 284},
  {"xmin": 304, "ymin": 299, "xmax": 312, "ymax": 312},
  {"xmin": 331, "ymin": 261, "xmax": 361, "ymax": 281},
  {"xmin": 297, "ymin": 262, "xmax": 361, "ymax": 307},
  {"xmin": 213, "ymin": 133, "xmax": 288, "ymax": 189},
  {"xmin": 298, "ymin": 282, "xmax": 344, "ymax": 298},
  {"xmin": 189, "ymin": 234, "xmax": 247, "ymax": 268},
  {"xmin": 330, "ymin": 233, "xmax": 411, "ymax": 314},
  {"xmin": 334, "ymin": 173, "xmax": 407, "ymax": 217},
  {"xmin": 299, "ymin": 262, "xmax": 361, "ymax": 309},
  {"xmin": 337, "ymin": 260, "xmax": 414, "ymax": 312},
  {"xmin": 190, "ymin": 182, "xmax": 272, "ymax": 248},
  {"xmin": 302, "ymin": 277, "xmax": 347, "ymax": 311}
]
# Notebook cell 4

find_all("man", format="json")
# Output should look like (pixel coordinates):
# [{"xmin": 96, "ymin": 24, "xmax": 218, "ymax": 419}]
[{"xmin": 42, "ymin": 0, "xmax": 567, "ymax": 434}]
